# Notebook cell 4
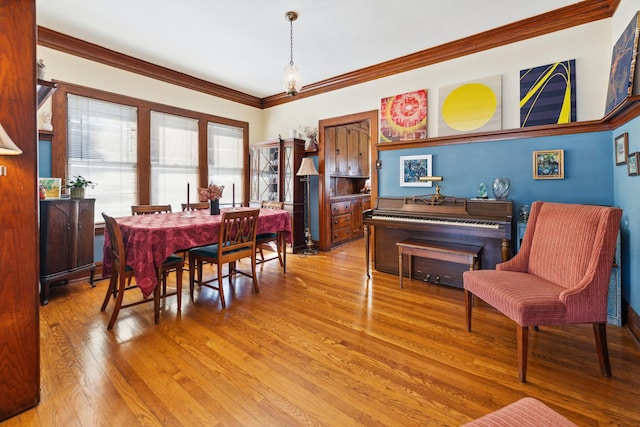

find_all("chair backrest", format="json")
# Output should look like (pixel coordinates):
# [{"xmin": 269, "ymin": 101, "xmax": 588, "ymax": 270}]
[
  {"xmin": 518, "ymin": 201, "xmax": 621, "ymax": 295},
  {"xmin": 218, "ymin": 208, "xmax": 260, "ymax": 261},
  {"xmin": 102, "ymin": 212, "xmax": 126, "ymax": 277},
  {"xmin": 181, "ymin": 202, "xmax": 210, "ymax": 211},
  {"xmin": 261, "ymin": 201, "xmax": 284, "ymax": 210},
  {"xmin": 131, "ymin": 204, "xmax": 172, "ymax": 215}
]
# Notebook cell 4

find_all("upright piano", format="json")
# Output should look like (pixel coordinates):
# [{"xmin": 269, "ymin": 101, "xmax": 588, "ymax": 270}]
[{"xmin": 363, "ymin": 196, "xmax": 513, "ymax": 288}]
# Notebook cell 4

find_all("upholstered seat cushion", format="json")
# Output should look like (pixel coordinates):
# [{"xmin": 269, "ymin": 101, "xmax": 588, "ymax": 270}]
[
  {"xmin": 463, "ymin": 270, "xmax": 567, "ymax": 326},
  {"xmin": 256, "ymin": 232, "xmax": 278, "ymax": 242},
  {"xmin": 190, "ymin": 243, "xmax": 251, "ymax": 258},
  {"xmin": 463, "ymin": 397, "xmax": 576, "ymax": 426}
]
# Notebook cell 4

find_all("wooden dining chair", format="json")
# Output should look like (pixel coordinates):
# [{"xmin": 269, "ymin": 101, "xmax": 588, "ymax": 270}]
[
  {"xmin": 181, "ymin": 202, "xmax": 210, "ymax": 211},
  {"xmin": 188, "ymin": 208, "xmax": 260, "ymax": 308},
  {"xmin": 101, "ymin": 213, "xmax": 184, "ymax": 330},
  {"xmin": 256, "ymin": 201, "xmax": 285, "ymax": 266},
  {"xmin": 130, "ymin": 204, "xmax": 181, "ymax": 291},
  {"xmin": 131, "ymin": 204, "xmax": 172, "ymax": 215}
]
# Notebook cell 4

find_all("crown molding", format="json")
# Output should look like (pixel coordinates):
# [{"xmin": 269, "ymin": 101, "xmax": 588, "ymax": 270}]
[{"xmin": 38, "ymin": 0, "xmax": 618, "ymax": 110}]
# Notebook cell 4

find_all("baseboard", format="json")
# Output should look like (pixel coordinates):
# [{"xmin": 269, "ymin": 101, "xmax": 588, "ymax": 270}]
[{"xmin": 628, "ymin": 305, "xmax": 640, "ymax": 347}]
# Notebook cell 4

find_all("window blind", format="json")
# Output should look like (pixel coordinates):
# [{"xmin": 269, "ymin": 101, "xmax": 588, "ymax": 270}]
[{"xmin": 207, "ymin": 122, "xmax": 244, "ymax": 205}]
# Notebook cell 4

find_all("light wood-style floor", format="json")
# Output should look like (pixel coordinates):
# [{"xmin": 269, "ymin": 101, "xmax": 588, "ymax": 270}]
[{"xmin": 4, "ymin": 239, "xmax": 640, "ymax": 426}]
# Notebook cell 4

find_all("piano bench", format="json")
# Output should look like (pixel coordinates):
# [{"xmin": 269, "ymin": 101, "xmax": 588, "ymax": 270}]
[{"xmin": 397, "ymin": 238, "xmax": 482, "ymax": 288}]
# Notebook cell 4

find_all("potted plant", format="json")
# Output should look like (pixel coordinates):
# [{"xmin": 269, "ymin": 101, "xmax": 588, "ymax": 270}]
[{"xmin": 65, "ymin": 175, "xmax": 96, "ymax": 199}]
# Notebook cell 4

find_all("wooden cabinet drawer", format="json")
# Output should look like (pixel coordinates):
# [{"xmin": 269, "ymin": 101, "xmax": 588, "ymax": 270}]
[
  {"xmin": 332, "ymin": 226, "xmax": 352, "ymax": 244},
  {"xmin": 332, "ymin": 214, "xmax": 351, "ymax": 229},
  {"xmin": 331, "ymin": 201, "xmax": 351, "ymax": 215}
]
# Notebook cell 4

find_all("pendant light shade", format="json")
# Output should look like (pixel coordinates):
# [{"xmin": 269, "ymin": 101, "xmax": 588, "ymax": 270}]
[{"xmin": 283, "ymin": 11, "xmax": 302, "ymax": 96}]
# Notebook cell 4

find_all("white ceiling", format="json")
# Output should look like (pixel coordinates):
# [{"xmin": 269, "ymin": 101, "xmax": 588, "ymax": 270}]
[{"xmin": 37, "ymin": 0, "xmax": 583, "ymax": 98}]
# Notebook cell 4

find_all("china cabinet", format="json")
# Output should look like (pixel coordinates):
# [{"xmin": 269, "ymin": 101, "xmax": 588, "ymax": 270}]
[{"xmin": 250, "ymin": 138, "xmax": 305, "ymax": 251}]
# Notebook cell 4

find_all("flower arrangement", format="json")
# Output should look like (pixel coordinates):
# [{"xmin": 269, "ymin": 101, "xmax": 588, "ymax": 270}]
[
  {"xmin": 198, "ymin": 183, "xmax": 224, "ymax": 201},
  {"xmin": 299, "ymin": 125, "xmax": 318, "ymax": 142},
  {"xmin": 64, "ymin": 175, "xmax": 96, "ymax": 189}
]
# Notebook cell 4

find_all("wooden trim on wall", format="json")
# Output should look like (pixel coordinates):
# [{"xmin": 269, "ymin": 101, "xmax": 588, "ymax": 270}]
[
  {"xmin": 37, "ymin": 27, "xmax": 263, "ymax": 109},
  {"xmin": 38, "ymin": 1, "xmax": 618, "ymax": 110},
  {"xmin": 627, "ymin": 305, "xmax": 640, "ymax": 347}
]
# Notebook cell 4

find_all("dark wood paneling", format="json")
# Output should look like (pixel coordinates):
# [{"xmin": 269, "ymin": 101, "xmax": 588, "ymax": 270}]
[
  {"xmin": 37, "ymin": 2, "xmax": 617, "ymax": 109},
  {"xmin": 0, "ymin": 0, "xmax": 40, "ymax": 420}
]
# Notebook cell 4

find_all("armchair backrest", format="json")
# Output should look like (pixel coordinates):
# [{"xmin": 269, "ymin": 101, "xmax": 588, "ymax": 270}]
[{"xmin": 520, "ymin": 202, "xmax": 621, "ymax": 293}]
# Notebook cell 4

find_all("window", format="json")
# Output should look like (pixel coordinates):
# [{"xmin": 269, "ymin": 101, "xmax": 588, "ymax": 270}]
[
  {"xmin": 150, "ymin": 112, "xmax": 199, "ymax": 211},
  {"xmin": 208, "ymin": 122, "xmax": 244, "ymax": 205},
  {"xmin": 67, "ymin": 94, "xmax": 138, "ymax": 221}
]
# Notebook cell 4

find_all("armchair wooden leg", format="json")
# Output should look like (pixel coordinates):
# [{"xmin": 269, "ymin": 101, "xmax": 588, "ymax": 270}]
[
  {"xmin": 464, "ymin": 290, "xmax": 473, "ymax": 332},
  {"xmin": 594, "ymin": 322, "xmax": 611, "ymax": 377},
  {"xmin": 517, "ymin": 325, "xmax": 529, "ymax": 383},
  {"xmin": 218, "ymin": 262, "xmax": 226, "ymax": 308}
]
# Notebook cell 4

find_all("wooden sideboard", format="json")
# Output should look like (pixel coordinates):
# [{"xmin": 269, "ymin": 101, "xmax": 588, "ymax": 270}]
[{"xmin": 39, "ymin": 198, "xmax": 96, "ymax": 305}]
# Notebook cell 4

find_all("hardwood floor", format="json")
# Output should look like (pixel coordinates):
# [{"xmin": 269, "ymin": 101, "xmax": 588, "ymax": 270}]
[{"xmin": 4, "ymin": 239, "xmax": 640, "ymax": 426}]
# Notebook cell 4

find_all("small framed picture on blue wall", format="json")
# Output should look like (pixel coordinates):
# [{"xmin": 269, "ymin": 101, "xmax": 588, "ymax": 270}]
[
  {"xmin": 614, "ymin": 132, "xmax": 629, "ymax": 165},
  {"xmin": 533, "ymin": 149, "xmax": 564, "ymax": 180},
  {"xmin": 400, "ymin": 154, "xmax": 432, "ymax": 186},
  {"xmin": 628, "ymin": 152, "xmax": 639, "ymax": 176}
]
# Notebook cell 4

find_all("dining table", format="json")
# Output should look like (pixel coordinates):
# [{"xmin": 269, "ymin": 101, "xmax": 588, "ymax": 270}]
[{"xmin": 102, "ymin": 207, "xmax": 292, "ymax": 298}]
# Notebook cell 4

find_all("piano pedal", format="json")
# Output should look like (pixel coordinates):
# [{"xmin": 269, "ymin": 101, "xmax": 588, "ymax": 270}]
[
  {"xmin": 435, "ymin": 276, "xmax": 440, "ymax": 284},
  {"xmin": 424, "ymin": 274, "xmax": 431, "ymax": 282}
]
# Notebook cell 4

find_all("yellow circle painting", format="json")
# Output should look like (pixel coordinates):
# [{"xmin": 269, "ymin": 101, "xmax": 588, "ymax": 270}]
[{"xmin": 442, "ymin": 83, "xmax": 497, "ymax": 131}]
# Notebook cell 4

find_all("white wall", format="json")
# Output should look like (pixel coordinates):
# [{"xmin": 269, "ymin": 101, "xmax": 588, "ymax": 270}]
[{"xmin": 37, "ymin": 46, "xmax": 265, "ymax": 139}]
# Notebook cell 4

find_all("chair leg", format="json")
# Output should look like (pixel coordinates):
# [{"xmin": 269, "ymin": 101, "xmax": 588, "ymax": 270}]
[
  {"xmin": 176, "ymin": 264, "xmax": 183, "ymax": 311},
  {"xmin": 107, "ymin": 274, "xmax": 127, "ymax": 330},
  {"xmin": 464, "ymin": 290, "xmax": 473, "ymax": 332},
  {"xmin": 276, "ymin": 238, "xmax": 284, "ymax": 267},
  {"xmin": 258, "ymin": 247, "xmax": 265, "ymax": 261},
  {"xmin": 101, "ymin": 273, "xmax": 117, "ymax": 312},
  {"xmin": 593, "ymin": 322, "xmax": 611, "ymax": 377},
  {"xmin": 188, "ymin": 254, "xmax": 196, "ymax": 300},
  {"xmin": 251, "ymin": 254, "xmax": 259, "ymax": 294},
  {"xmin": 218, "ymin": 262, "xmax": 226, "ymax": 308},
  {"xmin": 153, "ymin": 285, "xmax": 160, "ymax": 324},
  {"xmin": 517, "ymin": 325, "xmax": 529, "ymax": 383}
]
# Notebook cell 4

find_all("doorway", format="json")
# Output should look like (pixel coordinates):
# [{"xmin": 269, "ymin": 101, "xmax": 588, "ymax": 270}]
[{"xmin": 318, "ymin": 110, "xmax": 378, "ymax": 251}]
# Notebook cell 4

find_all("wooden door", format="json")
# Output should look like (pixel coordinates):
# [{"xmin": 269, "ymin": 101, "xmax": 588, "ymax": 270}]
[
  {"xmin": 40, "ymin": 200, "xmax": 76, "ymax": 276},
  {"xmin": 76, "ymin": 199, "xmax": 95, "ymax": 268},
  {"xmin": 334, "ymin": 126, "xmax": 348, "ymax": 175}
]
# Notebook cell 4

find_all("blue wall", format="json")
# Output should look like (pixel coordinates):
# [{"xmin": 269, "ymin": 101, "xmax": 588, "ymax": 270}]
[
  {"xmin": 378, "ymin": 132, "xmax": 614, "ymax": 221},
  {"xmin": 613, "ymin": 116, "xmax": 640, "ymax": 312}
]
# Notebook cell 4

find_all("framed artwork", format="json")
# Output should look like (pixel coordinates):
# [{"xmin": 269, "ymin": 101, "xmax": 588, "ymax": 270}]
[
  {"xmin": 533, "ymin": 150, "xmax": 564, "ymax": 180},
  {"xmin": 605, "ymin": 12, "xmax": 640, "ymax": 115},
  {"xmin": 400, "ymin": 154, "xmax": 433, "ymax": 187},
  {"xmin": 628, "ymin": 152, "xmax": 639, "ymax": 176},
  {"xmin": 438, "ymin": 75, "xmax": 502, "ymax": 137},
  {"xmin": 39, "ymin": 177, "xmax": 61, "ymax": 198},
  {"xmin": 379, "ymin": 89, "xmax": 428, "ymax": 142},
  {"xmin": 520, "ymin": 60, "xmax": 576, "ymax": 127},
  {"xmin": 615, "ymin": 132, "xmax": 629, "ymax": 165}
]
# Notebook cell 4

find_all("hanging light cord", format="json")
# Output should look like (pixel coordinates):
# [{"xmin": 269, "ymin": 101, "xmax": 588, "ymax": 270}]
[{"xmin": 289, "ymin": 18, "xmax": 294, "ymax": 66}]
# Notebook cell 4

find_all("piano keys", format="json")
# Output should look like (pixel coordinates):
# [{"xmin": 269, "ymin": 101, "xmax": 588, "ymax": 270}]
[{"xmin": 363, "ymin": 196, "xmax": 513, "ymax": 288}]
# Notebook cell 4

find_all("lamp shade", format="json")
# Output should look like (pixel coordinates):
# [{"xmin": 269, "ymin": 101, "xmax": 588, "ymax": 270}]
[
  {"xmin": 296, "ymin": 157, "xmax": 318, "ymax": 176},
  {"xmin": 0, "ymin": 123, "xmax": 22, "ymax": 155},
  {"xmin": 282, "ymin": 64, "xmax": 302, "ymax": 96}
]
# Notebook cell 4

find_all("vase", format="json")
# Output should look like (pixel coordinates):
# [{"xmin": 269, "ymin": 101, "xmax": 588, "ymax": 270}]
[
  {"xmin": 492, "ymin": 177, "xmax": 510, "ymax": 200},
  {"xmin": 210, "ymin": 199, "xmax": 220, "ymax": 215},
  {"xmin": 70, "ymin": 187, "xmax": 85, "ymax": 199}
]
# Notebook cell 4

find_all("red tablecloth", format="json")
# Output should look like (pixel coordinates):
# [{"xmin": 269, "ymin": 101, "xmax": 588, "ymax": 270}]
[{"xmin": 103, "ymin": 207, "xmax": 292, "ymax": 297}]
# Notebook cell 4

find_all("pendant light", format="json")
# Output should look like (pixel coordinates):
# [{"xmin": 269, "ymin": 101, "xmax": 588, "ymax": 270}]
[{"xmin": 282, "ymin": 11, "xmax": 302, "ymax": 96}]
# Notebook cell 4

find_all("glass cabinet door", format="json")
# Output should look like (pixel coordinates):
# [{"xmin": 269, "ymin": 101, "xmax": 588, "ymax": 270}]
[
  {"xmin": 282, "ymin": 144, "xmax": 294, "ymax": 203},
  {"xmin": 251, "ymin": 145, "xmax": 280, "ymax": 202}
]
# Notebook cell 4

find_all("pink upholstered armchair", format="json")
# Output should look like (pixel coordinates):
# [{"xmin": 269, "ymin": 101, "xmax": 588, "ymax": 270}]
[{"xmin": 463, "ymin": 201, "xmax": 622, "ymax": 382}]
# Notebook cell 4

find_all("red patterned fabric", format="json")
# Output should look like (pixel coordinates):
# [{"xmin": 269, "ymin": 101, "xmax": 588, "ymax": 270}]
[
  {"xmin": 464, "ymin": 201, "xmax": 621, "ymax": 326},
  {"xmin": 103, "ymin": 208, "xmax": 291, "ymax": 297},
  {"xmin": 463, "ymin": 397, "xmax": 576, "ymax": 426}
]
